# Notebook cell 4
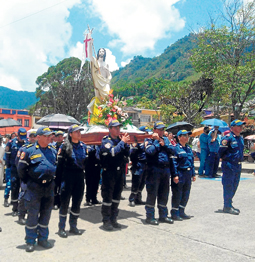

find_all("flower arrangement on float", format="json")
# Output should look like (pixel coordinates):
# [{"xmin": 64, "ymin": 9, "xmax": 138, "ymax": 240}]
[{"xmin": 91, "ymin": 92, "xmax": 132, "ymax": 127}]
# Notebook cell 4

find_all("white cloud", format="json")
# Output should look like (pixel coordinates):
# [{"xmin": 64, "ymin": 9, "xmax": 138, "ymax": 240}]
[
  {"xmin": 121, "ymin": 58, "xmax": 132, "ymax": 68},
  {"xmin": 0, "ymin": 0, "xmax": 80, "ymax": 91},
  {"xmin": 88, "ymin": 0, "xmax": 185, "ymax": 55},
  {"xmin": 69, "ymin": 42, "xmax": 119, "ymax": 72}
]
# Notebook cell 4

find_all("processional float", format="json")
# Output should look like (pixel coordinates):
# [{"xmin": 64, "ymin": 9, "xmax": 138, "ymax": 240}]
[{"xmin": 80, "ymin": 26, "xmax": 150, "ymax": 145}]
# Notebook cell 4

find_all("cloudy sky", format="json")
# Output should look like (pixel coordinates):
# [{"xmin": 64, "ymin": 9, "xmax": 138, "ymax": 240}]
[{"xmin": 0, "ymin": 0, "xmax": 224, "ymax": 92}]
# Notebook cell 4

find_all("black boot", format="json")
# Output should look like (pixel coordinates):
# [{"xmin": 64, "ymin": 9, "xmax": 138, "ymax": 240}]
[
  {"xmin": 26, "ymin": 243, "xmax": 35, "ymax": 252},
  {"xmin": 18, "ymin": 216, "xmax": 26, "ymax": 225},
  {"xmin": 103, "ymin": 221, "xmax": 113, "ymax": 231},
  {"xmin": 4, "ymin": 199, "xmax": 9, "ymax": 207}
]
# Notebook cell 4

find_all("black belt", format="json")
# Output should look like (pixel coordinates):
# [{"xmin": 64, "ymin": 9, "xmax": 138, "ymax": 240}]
[{"xmin": 178, "ymin": 167, "xmax": 192, "ymax": 171}]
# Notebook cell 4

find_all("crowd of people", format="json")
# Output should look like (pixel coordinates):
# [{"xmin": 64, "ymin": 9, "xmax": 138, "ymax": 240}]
[{"xmin": 0, "ymin": 119, "xmax": 248, "ymax": 252}]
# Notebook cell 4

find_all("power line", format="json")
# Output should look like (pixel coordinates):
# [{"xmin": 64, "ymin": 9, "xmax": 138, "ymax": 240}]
[{"xmin": 0, "ymin": 0, "xmax": 68, "ymax": 29}]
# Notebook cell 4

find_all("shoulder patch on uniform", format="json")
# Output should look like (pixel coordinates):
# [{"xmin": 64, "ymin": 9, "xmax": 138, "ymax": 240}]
[
  {"xmin": 17, "ymin": 151, "xmax": 21, "ymax": 158},
  {"xmin": 36, "ymin": 145, "xmax": 39, "ymax": 148},
  {"xmin": 30, "ymin": 154, "xmax": 42, "ymax": 160},
  {"xmin": 20, "ymin": 152, "xmax": 26, "ymax": 160},
  {"xmin": 51, "ymin": 145, "xmax": 56, "ymax": 149},
  {"xmin": 104, "ymin": 143, "xmax": 111, "ymax": 149},
  {"xmin": 222, "ymin": 140, "xmax": 228, "ymax": 146},
  {"xmin": 103, "ymin": 135, "xmax": 108, "ymax": 139},
  {"xmin": 26, "ymin": 144, "xmax": 33, "ymax": 148}
]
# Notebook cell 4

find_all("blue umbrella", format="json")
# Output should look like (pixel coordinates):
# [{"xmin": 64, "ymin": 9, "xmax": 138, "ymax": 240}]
[{"xmin": 201, "ymin": 118, "xmax": 228, "ymax": 127}]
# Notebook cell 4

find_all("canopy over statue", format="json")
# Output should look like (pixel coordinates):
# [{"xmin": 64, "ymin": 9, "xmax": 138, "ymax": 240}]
[{"xmin": 84, "ymin": 28, "xmax": 112, "ymax": 123}]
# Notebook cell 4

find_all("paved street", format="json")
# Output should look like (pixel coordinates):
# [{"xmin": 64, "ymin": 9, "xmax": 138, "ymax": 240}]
[{"xmin": 1, "ymin": 165, "xmax": 255, "ymax": 262}]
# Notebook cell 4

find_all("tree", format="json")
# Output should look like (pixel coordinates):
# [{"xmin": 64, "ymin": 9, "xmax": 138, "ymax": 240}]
[
  {"xmin": 158, "ymin": 78, "xmax": 213, "ymax": 125},
  {"xmin": 191, "ymin": 0, "xmax": 255, "ymax": 119},
  {"xmin": 30, "ymin": 57, "xmax": 94, "ymax": 121}
]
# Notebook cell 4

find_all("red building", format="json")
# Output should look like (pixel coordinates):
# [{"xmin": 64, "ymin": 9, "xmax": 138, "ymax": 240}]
[{"xmin": 0, "ymin": 108, "xmax": 32, "ymax": 135}]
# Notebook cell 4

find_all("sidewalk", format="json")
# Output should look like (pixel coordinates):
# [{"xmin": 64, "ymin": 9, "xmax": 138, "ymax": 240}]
[{"xmin": 194, "ymin": 161, "xmax": 254, "ymax": 173}]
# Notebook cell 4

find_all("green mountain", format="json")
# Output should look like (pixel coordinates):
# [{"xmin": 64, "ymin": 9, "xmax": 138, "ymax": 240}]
[
  {"xmin": 112, "ymin": 33, "xmax": 197, "ymax": 86},
  {"xmin": 0, "ymin": 86, "xmax": 37, "ymax": 110}
]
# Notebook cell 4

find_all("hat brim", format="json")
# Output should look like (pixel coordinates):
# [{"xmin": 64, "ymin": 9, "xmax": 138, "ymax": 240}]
[
  {"xmin": 178, "ymin": 131, "xmax": 192, "ymax": 136},
  {"xmin": 154, "ymin": 125, "xmax": 165, "ymax": 129},
  {"xmin": 69, "ymin": 127, "xmax": 84, "ymax": 133}
]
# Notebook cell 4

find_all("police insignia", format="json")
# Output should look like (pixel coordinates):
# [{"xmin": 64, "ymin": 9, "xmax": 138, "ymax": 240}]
[
  {"xmin": 105, "ymin": 143, "xmax": 111, "ymax": 149},
  {"xmin": 20, "ymin": 152, "xmax": 26, "ymax": 160},
  {"xmin": 17, "ymin": 151, "xmax": 21, "ymax": 158},
  {"xmin": 222, "ymin": 140, "xmax": 228, "ymax": 146},
  {"xmin": 57, "ymin": 148, "xmax": 61, "ymax": 155}
]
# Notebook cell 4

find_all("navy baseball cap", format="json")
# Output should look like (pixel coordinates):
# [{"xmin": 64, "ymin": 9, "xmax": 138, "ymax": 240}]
[
  {"xmin": 55, "ymin": 131, "xmax": 64, "ymax": 136},
  {"xmin": 139, "ymin": 126, "xmax": 152, "ymax": 132},
  {"xmin": 177, "ymin": 130, "xmax": 192, "ymax": 137},
  {"xmin": 230, "ymin": 119, "xmax": 246, "ymax": 127},
  {"xmin": 108, "ymin": 119, "xmax": 123, "ymax": 127},
  {"xmin": 154, "ymin": 121, "xmax": 165, "ymax": 129},
  {"xmin": 36, "ymin": 126, "xmax": 54, "ymax": 136},
  {"xmin": 18, "ymin": 128, "xmax": 27, "ymax": 139},
  {"xmin": 68, "ymin": 124, "xmax": 84, "ymax": 133}
]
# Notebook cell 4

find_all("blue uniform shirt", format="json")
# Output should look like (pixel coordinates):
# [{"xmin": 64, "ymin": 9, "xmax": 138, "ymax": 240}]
[
  {"xmin": 199, "ymin": 133, "xmax": 208, "ymax": 150},
  {"xmin": 207, "ymin": 130, "xmax": 220, "ymax": 153},
  {"xmin": 219, "ymin": 131, "xmax": 244, "ymax": 165},
  {"xmin": 130, "ymin": 142, "xmax": 146, "ymax": 164},
  {"xmin": 100, "ymin": 135, "xmax": 130, "ymax": 170},
  {"xmin": 145, "ymin": 137, "xmax": 176, "ymax": 168},
  {"xmin": 5, "ymin": 137, "xmax": 28, "ymax": 167},
  {"xmin": 172, "ymin": 143, "xmax": 195, "ymax": 176},
  {"xmin": 17, "ymin": 142, "xmax": 57, "ymax": 184}
]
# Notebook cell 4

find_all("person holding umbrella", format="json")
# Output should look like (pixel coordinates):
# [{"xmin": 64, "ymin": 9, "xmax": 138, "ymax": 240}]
[
  {"xmin": 171, "ymin": 130, "xmax": 196, "ymax": 220},
  {"xmin": 55, "ymin": 125, "xmax": 87, "ymax": 238}
]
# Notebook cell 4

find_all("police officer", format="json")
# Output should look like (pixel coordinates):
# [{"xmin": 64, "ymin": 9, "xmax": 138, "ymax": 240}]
[
  {"xmin": 5, "ymin": 128, "xmax": 27, "ymax": 216},
  {"xmin": 53, "ymin": 130, "xmax": 64, "ymax": 210},
  {"xmin": 17, "ymin": 126, "xmax": 57, "ymax": 252},
  {"xmin": 100, "ymin": 120, "xmax": 130, "ymax": 231},
  {"xmin": 129, "ymin": 126, "xmax": 151, "ymax": 207},
  {"xmin": 219, "ymin": 119, "xmax": 245, "ymax": 215},
  {"xmin": 204, "ymin": 126, "xmax": 221, "ymax": 178},
  {"xmin": 198, "ymin": 127, "xmax": 209, "ymax": 177},
  {"xmin": 171, "ymin": 130, "xmax": 196, "ymax": 220},
  {"xmin": 144, "ymin": 121, "xmax": 176, "ymax": 225},
  {"xmin": 3, "ymin": 135, "xmax": 11, "ymax": 207},
  {"xmin": 56, "ymin": 124, "xmax": 87, "ymax": 238},
  {"xmin": 85, "ymin": 145, "xmax": 101, "ymax": 206},
  {"xmin": 15, "ymin": 130, "xmax": 37, "ymax": 225}
]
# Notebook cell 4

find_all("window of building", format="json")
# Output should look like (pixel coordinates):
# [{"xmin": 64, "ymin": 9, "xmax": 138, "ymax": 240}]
[
  {"xmin": 140, "ymin": 115, "xmax": 151, "ymax": 123},
  {"xmin": 17, "ymin": 119, "xmax": 22, "ymax": 125},
  {"xmin": 24, "ymin": 119, "xmax": 29, "ymax": 127}
]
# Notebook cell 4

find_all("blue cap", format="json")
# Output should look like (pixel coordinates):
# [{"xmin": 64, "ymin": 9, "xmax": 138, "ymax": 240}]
[
  {"xmin": 108, "ymin": 119, "xmax": 123, "ymax": 127},
  {"xmin": 139, "ymin": 126, "xmax": 152, "ymax": 132},
  {"xmin": 29, "ymin": 130, "xmax": 37, "ymax": 137},
  {"xmin": 177, "ymin": 129, "xmax": 192, "ymax": 137},
  {"xmin": 230, "ymin": 119, "xmax": 246, "ymax": 127},
  {"xmin": 36, "ymin": 126, "xmax": 54, "ymax": 136},
  {"xmin": 55, "ymin": 131, "xmax": 64, "ymax": 136},
  {"xmin": 154, "ymin": 121, "xmax": 165, "ymax": 129},
  {"xmin": 18, "ymin": 128, "xmax": 27, "ymax": 139},
  {"xmin": 68, "ymin": 124, "xmax": 84, "ymax": 133}
]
